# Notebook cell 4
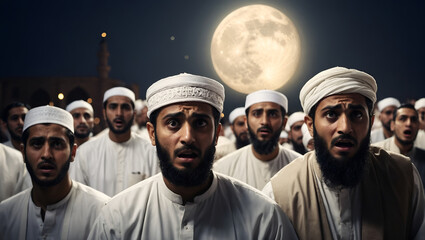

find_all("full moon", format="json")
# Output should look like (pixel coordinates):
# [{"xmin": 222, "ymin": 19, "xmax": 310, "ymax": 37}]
[{"xmin": 211, "ymin": 5, "xmax": 300, "ymax": 94}]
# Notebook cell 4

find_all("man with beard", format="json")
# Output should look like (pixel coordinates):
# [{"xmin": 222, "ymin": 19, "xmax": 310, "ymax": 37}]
[
  {"xmin": 374, "ymin": 104, "xmax": 425, "ymax": 188},
  {"xmin": 215, "ymin": 107, "xmax": 250, "ymax": 160},
  {"xmin": 88, "ymin": 73, "xmax": 298, "ymax": 239},
  {"xmin": 1, "ymin": 102, "xmax": 30, "ymax": 150},
  {"xmin": 370, "ymin": 97, "xmax": 400, "ymax": 143},
  {"xmin": 66, "ymin": 100, "xmax": 94, "ymax": 146},
  {"xmin": 283, "ymin": 111, "xmax": 307, "ymax": 154},
  {"xmin": 0, "ymin": 106, "xmax": 109, "ymax": 239},
  {"xmin": 71, "ymin": 87, "xmax": 159, "ymax": 196},
  {"xmin": 263, "ymin": 67, "xmax": 425, "ymax": 239},
  {"xmin": 214, "ymin": 90, "xmax": 301, "ymax": 190}
]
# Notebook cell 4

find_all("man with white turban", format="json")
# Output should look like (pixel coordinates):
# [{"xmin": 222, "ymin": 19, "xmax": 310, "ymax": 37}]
[
  {"xmin": 71, "ymin": 87, "xmax": 159, "ymax": 196},
  {"xmin": 282, "ymin": 111, "xmax": 307, "ymax": 154},
  {"xmin": 131, "ymin": 99, "xmax": 150, "ymax": 141},
  {"xmin": 0, "ymin": 106, "xmax": 110, "ymax": 239},
  {"xmin": 215, "ymin": 107, "xmax": 250, "ymax": 160},
  {"xmin": 66, "ymin": 100, "xmax": 94, "ymax": 146},
  {"xmin": 370, "ymin": 97, "xmax": 400, "ymax": 143},
  {"xmin": 263, "ymin": 66, "xmax": 425, "ymax": 239},
  {"xmin": 416, "ymin": 98, "xmax": 425, "ymax": 130},
  {"xmin": 214, "ymin": 90, "xmax": 301, "ymax": 190},
  {"xmin": 88, "ymin": 73, "xmax": 298, "ymax": 239}
]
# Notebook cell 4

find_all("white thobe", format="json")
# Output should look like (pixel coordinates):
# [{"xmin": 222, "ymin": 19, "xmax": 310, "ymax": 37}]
[
  {"xmin": 88, "ymin": 172, "xmax": 298, "ymax": 240},
  {"xmin": 0, "ymin": 144, "xmax": 31, "ymax": 202},
  {"xmin": 370, "ymin": 127, "xmax": 385, "ymax": 143},
  {"xmin": 0, "ymin": 181, "xmax": 110, "ymax": 240},
  {"xmin": 263, "ymin": 165, "xmax": 425, "ymax": 240},
  {"xmin": 71, "ymin": 133, "xmax": 160, "ymax": 196},
  {"xmin": 2, "ymin": 140, "xmax": 14, "ymax": 149},
  {"xmin": 213, "ymin": 145, "xmax": 301, "ymax": 189},
  {"xmin": 282, "ymin": 142, "xmax": 294, "ymax": 150},
  {"xmin": 214, "ymin": 141, "xmax": 237, "ymax": 161},
  {"xmin": 372, "ymin": 136, "xmax": 401, "ymax": 153}
]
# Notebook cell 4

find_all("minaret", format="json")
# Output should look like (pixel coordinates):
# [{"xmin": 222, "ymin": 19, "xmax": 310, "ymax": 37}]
[{"xmin": 97, "ymin": 32, "xmax": 111, "ymax": 80}]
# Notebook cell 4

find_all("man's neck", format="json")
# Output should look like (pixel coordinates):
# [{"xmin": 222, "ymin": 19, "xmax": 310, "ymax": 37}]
[
  {"xmin": 394, "ymin": 138, "xmax": 413, "ymax": 156},
  {"xmin": 252, "ymin": 144, "xmax": 279, "ymax": 162},
  {"xmin": 75, "ymin": 137, "xmax": 89, "ymax": 147},
  {"xmin": 163, "ymin": 173, "xmax": 213, "ymax": 205},
  {"xmin": 109, "ymin": 130, "xmax": 131, "ymax": 143},
  {"xmin": 31, "ymin": 177, "xmax": 73, "ymax": 215},
  {"xmin": 383, "ymin": 127, "xmax": 393, "ymax": 139},
  {"xmin": 11, "ymin": 138, "xmax": 21, "ymax": 150}
]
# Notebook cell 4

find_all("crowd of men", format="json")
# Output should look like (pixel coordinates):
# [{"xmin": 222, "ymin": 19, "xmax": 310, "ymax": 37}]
[{"xmin": 1, "ymin": 67, "xmax": 425, "ymax": 239}]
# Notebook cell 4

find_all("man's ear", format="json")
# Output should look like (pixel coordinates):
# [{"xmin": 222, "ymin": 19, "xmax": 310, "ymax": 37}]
[
  {"xmin": 281, "ymin": 116, "xmax": 288, "ymax": 132},
  {"xmin": 391, "ymin": 120, "xmax": 395, "ymax": 132},
  {"xmin": 103, "ymin": 108, "xmax": 106, "ymax": 121},
  {"xmin": 305, "ymin": 115, "xmax": 314, "ymax": 137},
  {"xmin": 70, "ymin": 144, "xmax": 77, "ymax": 162},
  {"xmin": 215, "ymin": 123, "xmax": 222, "ymax": 146},
  {"xmin": 146, "ymin": 122, "xmax": 156, "ymax": 146},
  {"xmin": 20, "ymin": 143, "xmax": 25, "ymax": 163}
]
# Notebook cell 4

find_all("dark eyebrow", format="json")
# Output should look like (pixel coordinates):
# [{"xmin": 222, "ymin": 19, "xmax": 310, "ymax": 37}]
[
  {"xmin": 321, "ymin": 104, "xmax": 342, "ymax": 112},
  {"xmin": 321, "ymin": 104, "xmax": 365, "ymax": 112},
  {"xmin": 162, "ymin": 112, "xmax": 185, "ymax": 120},
  {"xmin": 348, "ymin": 104, "xmax": 366, "ymax": 111},
  {"xmin": 191, "ymin": 112, "xmax": 211, "ymax": 119},
  {"xmin": 29, "ymin": 136, "xmax": 45, "ymax": 142}
]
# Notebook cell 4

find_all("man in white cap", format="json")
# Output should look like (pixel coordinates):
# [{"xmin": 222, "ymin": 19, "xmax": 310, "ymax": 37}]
[
  {"xmin": 0, "ymin": 143, "xmax": 31, "ymax": 202},
  {"xmin": 1, "ymin": 102, "xmax": 30, "ymax": 150},
  {"xmin": 263, "ymin": 67, "xmax": 425, "ymax": 239},
  {"xmin": 301, "ymin": 123, "xmax": 314, "ymax": 152},
  {"xmin": 416, "ymin": 98, "xmax": 425, "ymax": 130},
  {"xmin": 370, "ymin": 97, "xmax": 400, "ymax": 143},
  {"xmin": 282, "ymin": 111, "xmax": 307, "ymax": 154},
  {"xmin": 279, "ymin": 130, "xmax": 289, "ymax": 145},
  {"xmin": 66, "ymin": 100, "xmax": 94, "ymax": 146},
  {"xmin": 71, "ymin": 87, "xmax": 159, "ymax": 196},
  {"xmin": 131, "ymin": 99, "xmax": 150, "ymax": 140},
  {"xmin": 214, "ymin": 90, "xmax": 301, "ymax": 190},
  {"xmin": 0, "ymin": 106, "xmax": 110, "ymax": 239},
  {"xmin": 88, "ymin": 73, "xmax": 298, "ymax": 239},
  {"xmin": 215, "ymin": 107, "xmax": 250, "ymax": 160}
]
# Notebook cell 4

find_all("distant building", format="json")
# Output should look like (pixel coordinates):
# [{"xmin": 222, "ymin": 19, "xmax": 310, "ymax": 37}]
[{"xmin": 0, "ymin": 33, "xmax": 139, "ymax": 134}]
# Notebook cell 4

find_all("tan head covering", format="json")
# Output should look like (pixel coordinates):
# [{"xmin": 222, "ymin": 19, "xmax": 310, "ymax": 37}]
[
  {"xmin": 23, "ymin": 106, "xmax": 74, "ymax": 133},
  {"xmin": 299, "ymin": 66, "xmax": 377, "ymax": 115},
  {"xmin": 146, "ymin": 73, "xmax": 225, "ymax": 118}
]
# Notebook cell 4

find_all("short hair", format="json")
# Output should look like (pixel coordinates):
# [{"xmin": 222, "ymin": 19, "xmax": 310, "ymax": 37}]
[
  {"xmin": 2, "ymin": 102, "xmax": 31, "ymax": 122},
  {"xmin": 22, "ymin": 124, "xmax": 75, "ymax": 150},
  {"xmin": 149, "ymin": 105, "xmax": 221, "ymax": 132},
  {"xmin": 392, "ymin": 103, "xmax": 417, "ymax": 121}
]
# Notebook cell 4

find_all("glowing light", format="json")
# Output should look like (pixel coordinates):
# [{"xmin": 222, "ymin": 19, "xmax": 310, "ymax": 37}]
[
  {"xmin": 184, "ymin": 55, "xmax": 189, "ymax": 60},
  {"xmin": 87, "ymin": 98, "xmax": 93, "ymax": 104},
  {"xmin": 94, "ymin": 117, "xmax": 100, "ymax": 125},
  {"xmin": 101, "ymin": 32, "xmax": 107, "ymax": 38},
  {"xmin": 211, "ymin": 5, "xmax": 301, "ymax": 94},
  {"xmin": 58, "ymin": 93, "xmax": 64, "ymax": 100},
  {"xmin": 49, "ymin": 102, "xmax": 54, "ymax": 106},
  {"xmin": 170, "ymin": 36, "xmax": 175, "ymax": 40}
]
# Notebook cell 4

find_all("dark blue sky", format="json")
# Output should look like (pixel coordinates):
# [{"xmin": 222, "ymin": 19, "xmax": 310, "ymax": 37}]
[{"xmin": 1, "ymin": 0, "xmax": 425, "ymax": 116}]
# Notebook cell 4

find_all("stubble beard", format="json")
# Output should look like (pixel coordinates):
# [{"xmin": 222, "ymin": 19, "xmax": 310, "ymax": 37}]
[
  {"xmin": 313, "ymin": 126, "xmax": 371, "ymax": 189},
  {"xmin": 25, "ymin": 154, "xmax": 71, "ymax": 188}
]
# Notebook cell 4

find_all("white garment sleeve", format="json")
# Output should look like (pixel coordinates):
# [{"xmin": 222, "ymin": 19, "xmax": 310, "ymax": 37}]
[
  {"xmin": 262, "ymin": 181, "xmax": 275, "ymax": 200},
  {"xmin": 411, "ymin": 164, "xmax": 425, "ymax": 240}
]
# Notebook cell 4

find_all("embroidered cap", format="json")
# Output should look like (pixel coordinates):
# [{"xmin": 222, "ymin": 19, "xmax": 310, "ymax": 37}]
[{"xmin": 23, "ymin": 106, "xmax": 74, "ymax": 133}]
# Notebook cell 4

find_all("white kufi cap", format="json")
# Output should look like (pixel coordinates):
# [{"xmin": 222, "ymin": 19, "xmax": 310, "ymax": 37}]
[
  {"xmin": 301, "ymin": 123, "xmax": 313, "ymax": 150},
  {"xmin": 300, "ymin": 67, "xmax": 377, "ymax": 115},
  {"xmin": 229, "ymin": 107, "xmax": 246, "ymax": 124},
  {"xmin": 285, "ymin": 111, "xmax": 305, "ymax": 131},
  {"xmin": 66, "ymin": 100, "xmax": 93, "ymax": 114},
  {"xmin": 146, "ymin": 73, "xmax": 225, "ymax": 117},
  {"xmin": 377, "ymin": 97, "xmax": 400, "ymax": 111},
  {"xmin": 23, "ymin": 106, "xmax": 74, "ymax": 133},
  {"xmin": 245, "ymin": 90, "xmax": 288, "ymax": 112},
  {"xmin": 103, "ymin": 87, "xmax": 135, "ymax": 104},
  {"xmin": 135, "ymin": 99, "xmax": 147, "ymax": 112},
  {"xmin": 415, "ymin": 98, "xmax": 425, "ymax": 110},
  {"xmin": 280, "ymin": 130, "xmax": 288, "ymax": 138}
]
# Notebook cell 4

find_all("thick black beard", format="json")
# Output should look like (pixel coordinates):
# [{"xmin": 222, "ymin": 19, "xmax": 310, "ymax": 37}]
[
  {"xmin": 25, "ymin": 154, "xmax": 71, "ymax": 187},
  {"xmin": 155, "ymin": 133, "xmax": 215, "ymax": 187},
  {"xmin": 290, "ymin": 139, "xmax": 307, "ymax": 155},
  {"xmin": 235, "ymin": 133, "xmax": 250, "ymax": 149},
  {"xmin": 248, "ymin": 125, "xmax": 281, "ymax": 155},
  {"xmin": 314, "ymin": 126, "xmax": 370, "ymax": 189},
  {"xmin": 106, "ymin": 115, "xmax": 134, "ymax": 134}
]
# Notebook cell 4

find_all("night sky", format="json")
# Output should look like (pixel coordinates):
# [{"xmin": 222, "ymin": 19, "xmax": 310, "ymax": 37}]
[{"xmin": 1, "ymin": 0, "xmax": 425, "ymax": 117}]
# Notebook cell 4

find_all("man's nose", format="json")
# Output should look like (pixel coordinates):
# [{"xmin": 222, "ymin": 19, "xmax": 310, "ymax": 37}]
[
  {"xmin": 180, "ymin": 122, "xmax": 195, "ymax": 145},
  {"xmin": 337, "ymin": 114, "xmax": 353, "ymax": 135}
]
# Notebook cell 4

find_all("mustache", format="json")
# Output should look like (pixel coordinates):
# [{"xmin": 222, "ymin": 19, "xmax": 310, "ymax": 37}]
[
  {"xmin": 257, "ymin": 126, "xmax": 272, "ymax": 133},
  {"xmin": 174, "ymin": 145, "xmax": 201, "ymax": 156},
  {"xmin": 330, "ymin": 134, "xmax": 358, "ymax": 147},
  {"xmin": 37, "ymin": 159, "xmax": 57, "ymax": 168}
]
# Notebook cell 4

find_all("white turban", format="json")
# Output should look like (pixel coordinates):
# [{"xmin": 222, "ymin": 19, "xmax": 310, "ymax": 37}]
[
  {"xmin": 285, "ymin": 111, "xmax": 305, "ymax": 132},
  {"xmin": 299, "ymin": 67, "xmax": 377, "ymax": 115},
  {"xmin": 135, "ymin": 99, "xmax": 147, "ymax": 112},
  {"xmin": 23, "ymin": 106, "xmax": 74, "ymax": 133},
  {"xmin": 245, "ymin": 90, "xmax": 288, "ymax": 112},
  {"xmin": 229, "ymin": 107, "xmax": 246, "ymax": 124},
  {"xmin": 66, "ymin": 100, "xmax": 94, "ymax": 114},
  {"xmin": 146, "ymin": 73, "xmax": 225, "ymax": 118},
  {"xmin": 301, "ymin": 123, "xmax": 312, "ymax": 150},
  {"xmin": 103, "ymin": 87, "xmax": 135, "ymax": 104},
  {"xmin": 280, "ymin": 130, "xmax": 288, "ymax": 138},
  {"xmin": 415, "ymin": 98, "xmax": 425, "ymax": 110},
  {"xmin": 377, "ymin": 97, "xmax": 400, "ymax": 111}
]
